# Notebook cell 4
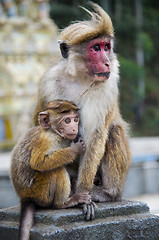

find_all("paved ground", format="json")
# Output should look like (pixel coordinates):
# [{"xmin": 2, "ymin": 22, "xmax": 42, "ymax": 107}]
[
  {"xmin": 128, "ymin": 193, "xmax": 159, "ymax": 216},
  {"xmin": 0, "ymin": 137, "xmax": 159, "ymax": 214}
]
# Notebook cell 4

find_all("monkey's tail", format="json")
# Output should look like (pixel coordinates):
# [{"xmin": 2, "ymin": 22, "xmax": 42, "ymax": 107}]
[{"xmin": 18, "ymin": 200, "xmax": 35, "ymax": 240}]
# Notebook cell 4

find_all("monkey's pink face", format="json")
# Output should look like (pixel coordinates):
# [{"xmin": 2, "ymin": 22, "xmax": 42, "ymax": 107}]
[
  {"xmin": 86, "ymin": 38, "xmax": 111, "ymax": 81},
  {"xmin": 58, "ymin": 112, "xmax": 79, "ymax": 140}
]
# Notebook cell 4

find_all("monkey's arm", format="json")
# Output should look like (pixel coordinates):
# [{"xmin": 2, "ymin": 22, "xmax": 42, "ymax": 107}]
[
  {"xmin": 74, "ymin": 131, "xmax": 105, "ymax": 221},
  {"xmin": 30, "ymin": 147, "xmax": 79, "ymax": 172},
  {"xmin": 76, "ymin": 128, "xmax": 107, "ymax": 193}
]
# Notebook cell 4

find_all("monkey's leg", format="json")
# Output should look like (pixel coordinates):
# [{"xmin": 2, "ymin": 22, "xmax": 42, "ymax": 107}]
[
  {"xmin": 22, "ymin": 172, "xmax": 56, "ymax": 208},
  {"xmin": 90, "ymin": 170, "xmax": 112, "ymax": 202},
  {"xmin": 90, "ymin": 185, "xmax": 112, "ymax": 202},
  {"xmin": 53, "ymin": 168, "xmax": 91, "ymax": 209},
  {"xmin": 53, "ymin": 167, "xmax": 71, "ymax": 208},
  {"xmin": 100, "ymin": 125, "xmax": 131, "ymax": 201}
]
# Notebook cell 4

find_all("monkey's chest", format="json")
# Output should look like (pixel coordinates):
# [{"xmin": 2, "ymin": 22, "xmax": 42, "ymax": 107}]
[{"xmin": 57, "ymin": 80, "xmax": 89, "ymax": 103}]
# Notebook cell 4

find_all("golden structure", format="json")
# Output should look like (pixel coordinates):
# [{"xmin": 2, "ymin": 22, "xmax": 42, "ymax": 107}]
[{"xmin": 0, "ymin": 0, "xmax": 59, "ymax": 148}]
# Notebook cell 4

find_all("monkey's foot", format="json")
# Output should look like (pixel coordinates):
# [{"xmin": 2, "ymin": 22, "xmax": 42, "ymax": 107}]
[{"xmin": 90, "ymin": 185, "xmax": 122, "ymax": 202}]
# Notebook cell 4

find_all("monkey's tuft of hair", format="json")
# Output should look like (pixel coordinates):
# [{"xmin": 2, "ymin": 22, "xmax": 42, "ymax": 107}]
[
  {"xmin": 60, "ymin": 2, "xmax": 114, "ymax": 46},
  {"xmin": 46, "ymin": 100, "xmax": 79, "ymax": 114}
]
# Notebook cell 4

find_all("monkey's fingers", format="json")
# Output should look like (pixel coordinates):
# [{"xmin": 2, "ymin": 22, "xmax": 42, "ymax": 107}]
[
  {"xmin": 81, "ymin": 142, "xmax": 86, "ymax": 152},
  {"xmin": 84, "ymin": 203, "xmax": 95, "ymax": 221},
  {"xmin": 78, "ymin": 139, "xmax": 85, "ymax": 152},
  {"xmin": 83, "ymin": 202, "xmax": 97, "ymax": 221}
]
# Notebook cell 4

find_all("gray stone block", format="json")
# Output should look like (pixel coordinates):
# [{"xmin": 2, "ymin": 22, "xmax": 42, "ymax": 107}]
[{"xmin": 0, "ymin": 200, "xmax": 159, "ymax": 239}]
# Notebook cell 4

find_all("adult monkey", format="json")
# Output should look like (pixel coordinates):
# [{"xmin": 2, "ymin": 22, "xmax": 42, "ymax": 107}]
[{"xmin": 33, "ymin": 2, "xmax": 131, "ymax": 220}]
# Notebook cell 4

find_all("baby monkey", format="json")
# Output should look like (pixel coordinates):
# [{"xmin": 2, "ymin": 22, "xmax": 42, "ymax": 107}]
[{"xmin": 10, "ymin": 100, "xmax": 90, "ymax": 240}]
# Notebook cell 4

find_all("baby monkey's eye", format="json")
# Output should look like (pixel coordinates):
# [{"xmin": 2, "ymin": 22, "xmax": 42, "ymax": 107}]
[{"xmin": 65, "ymin": 118, "xmax": 71, "ymax": 124}]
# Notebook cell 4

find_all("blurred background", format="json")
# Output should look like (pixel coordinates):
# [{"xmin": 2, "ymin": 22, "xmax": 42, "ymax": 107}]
[{"xmin": 0, "ymin": 0, "xmax": 159, "ymax": 215}]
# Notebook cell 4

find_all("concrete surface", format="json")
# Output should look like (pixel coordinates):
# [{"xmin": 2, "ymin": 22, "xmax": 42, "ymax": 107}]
[{"xmin": 0, "ymin": 200, "xmax": 159, "ymax": 240}]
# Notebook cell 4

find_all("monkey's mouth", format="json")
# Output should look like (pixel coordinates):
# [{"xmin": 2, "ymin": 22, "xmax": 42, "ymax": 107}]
[
  {"xmin": 95, "ymin": 72, "xmax": 110, "ymax": 80},
  {"xmin": 95, "ymin": 72, "xmax": 110, "ymax": 77},
  {"xmin": 66, "ymin": 134, "xmax": 77, "ymax": 140}
]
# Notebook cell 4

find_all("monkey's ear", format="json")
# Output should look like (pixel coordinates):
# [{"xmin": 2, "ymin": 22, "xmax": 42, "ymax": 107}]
[
  {"xmin": 38, "ymin": 111, "xmax": 51, "ymax": 129},
  {"xmin": 58, "ymin": 40, "xmax": 70, "ymax": 58}
]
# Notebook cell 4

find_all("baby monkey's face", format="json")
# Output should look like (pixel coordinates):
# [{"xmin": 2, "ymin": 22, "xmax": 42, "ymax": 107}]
[{"xmin": 58, "ymin": 111, "xmax": 79, "ymax": 140}]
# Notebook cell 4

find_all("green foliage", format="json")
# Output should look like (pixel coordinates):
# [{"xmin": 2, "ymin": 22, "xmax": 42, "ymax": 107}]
[
  {"xmin": 139, "ymin": 32, "xmax": 154, "ymax": 62},
  {"xmin": 119, "ymin": 57, "xmax": 143, "ymax": 120},
  {"xmin": 49, "ymin": 3, "xmax": 87, "ymax": 29},
  {"xmin": 50, "ymin": 4, "xmax": 78, "ymax": 29},
  {"xmin": 115, "ymin": 2, "xmax": 159, "ymax": 136}
]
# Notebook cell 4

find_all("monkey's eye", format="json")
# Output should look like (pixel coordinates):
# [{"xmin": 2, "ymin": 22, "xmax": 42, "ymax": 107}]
[
  {"xmin": 93, "ymin": 44, "xmax": 101, "ymax": 51},
  {"xmin": 74, "ymin": 116, "xmax": 79, "ymax": 123},
  {"xmin": 65, "ymin": 118, "xmax": 71, "ymax": 124},
  {"xmin": 104, "ymin": 44, "xmax": 110, "ymax": 51}
]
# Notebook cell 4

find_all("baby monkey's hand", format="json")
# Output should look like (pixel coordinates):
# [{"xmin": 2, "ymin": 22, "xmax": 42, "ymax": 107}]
[{"xmin": 71, "ymin": 139, "xmax": 85, "ymax": 153}]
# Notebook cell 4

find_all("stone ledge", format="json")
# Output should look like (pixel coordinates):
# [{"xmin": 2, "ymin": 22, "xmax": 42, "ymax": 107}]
[
  {"xmin": 0, "ymin": 200, "xmax": 159, "ymax": 240},
  {"xmin": 0, "ymin": 200, "xmax": 149, "ymax": 225}
]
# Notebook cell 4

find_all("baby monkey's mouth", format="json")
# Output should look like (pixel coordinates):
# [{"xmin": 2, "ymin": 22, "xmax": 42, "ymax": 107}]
[{"xmin": 66, "ymin": 134, "xmax": 77, "ymax": 140}]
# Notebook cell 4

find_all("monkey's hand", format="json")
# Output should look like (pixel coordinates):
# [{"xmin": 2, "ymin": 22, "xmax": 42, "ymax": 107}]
[
  {"xmin": 71, "ymin": 139, "xmax": 85, "ymax": 154},
  {"xmin": 70, "ymin": 192, "xmax": 91, "ymax": 205},
  {"xmin": 83, "ymin": 201, "xmax": 97, "ymax": 221},
  {"xmin": 61, "ymin": 192, "xmax": 91, "ymax": 209}
]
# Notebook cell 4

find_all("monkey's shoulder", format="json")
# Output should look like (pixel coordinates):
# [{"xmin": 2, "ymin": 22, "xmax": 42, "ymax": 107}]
[
  {"xmin": 43, "ymin": 130, "xmax": 71, "ymax": 153},
  {"xmin": 27, "ymin": 127, "xmax": 71, "ymax": 157},
  {"xmin": 11, "ymin": 127, "xmax": 47, "ymax": 161},
  {"xmin": 11, "ymin": 127, "xmax": 38, "ymax": 156}
]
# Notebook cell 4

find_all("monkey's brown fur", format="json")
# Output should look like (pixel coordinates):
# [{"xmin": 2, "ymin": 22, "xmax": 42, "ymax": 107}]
[
  {"xmin": 11, "ymin": 101, "xmax": 88, "ymax": 209},
  {"xmin": 33, "ymin": 2, "xmax": 131, "ymax": 220},
  {"xmin": 11, "ymin": 101, "xmax": 90, "ymax": 239}
]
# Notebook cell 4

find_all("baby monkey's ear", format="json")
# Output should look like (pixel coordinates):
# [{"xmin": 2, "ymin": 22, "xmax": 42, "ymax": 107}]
[
  {"xmin": 58, "ymin": 40, "xmax": 70, "ymax": 59},
  {"xmin": 38, "ymin": 111, "xmax": 51, "ymax": 129}
]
